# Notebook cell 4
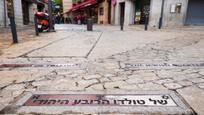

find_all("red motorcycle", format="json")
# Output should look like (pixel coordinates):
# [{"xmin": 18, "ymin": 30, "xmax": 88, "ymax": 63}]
[{"xmin": 35, "ymin": 12, "xmax": 51, "ymax": 32}]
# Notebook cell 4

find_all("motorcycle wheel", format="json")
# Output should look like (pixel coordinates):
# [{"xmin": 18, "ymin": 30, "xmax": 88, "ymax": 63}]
[{"xmin": 38, "ymin": 28, "xmax": 43, "ymax": 32}]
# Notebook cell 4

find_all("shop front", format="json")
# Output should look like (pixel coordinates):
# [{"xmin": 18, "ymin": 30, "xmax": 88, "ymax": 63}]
[
  {"xmin": 69, "ymin": 0, "xmax": 100, "ymax": 24},
  {"xmin": 134, "ymin": 0, "xmax": 150, "ymax": 25}
]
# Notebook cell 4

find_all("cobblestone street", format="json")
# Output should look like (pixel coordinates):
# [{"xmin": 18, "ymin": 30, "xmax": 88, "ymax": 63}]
[{"xmin": 0, "ymin": 24, "xmax": 204, "ymax": 114}]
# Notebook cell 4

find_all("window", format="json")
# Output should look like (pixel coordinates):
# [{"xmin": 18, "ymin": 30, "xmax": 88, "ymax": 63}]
[{"xmin": 100, "ymin": 7, "xmax": 104, "ymax": 15}]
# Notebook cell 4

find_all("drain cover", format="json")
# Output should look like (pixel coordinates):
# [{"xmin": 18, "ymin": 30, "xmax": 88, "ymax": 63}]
[{"xmin": 3, "ymin": 91, "xmax": 195, "ymax": 114}]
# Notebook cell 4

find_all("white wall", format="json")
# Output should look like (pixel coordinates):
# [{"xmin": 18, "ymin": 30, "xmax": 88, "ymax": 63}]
[
  {"xmin": 149, "ymin": 0, "xmax": 162, "ymax": 28},
  {"xmin": 0, "ymin": 0, "xmax": 4, "ymax": 27},
  {"xmin": 29, "ymin": 4, "xmax": 37, "ymax": 24},
  {"xmin": 162, "ymin": 0, "xmax": 188, "ymax": 27},
  {"xmin": 13, "ymin": 0, "xmax": 23, "ymax": 26},
  {"xmin": 124, "ymin": 0, "xmax": 135, "ymax": 25}
]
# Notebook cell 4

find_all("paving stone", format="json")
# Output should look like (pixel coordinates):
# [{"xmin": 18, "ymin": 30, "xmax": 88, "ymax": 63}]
[
  {"xmin": 86, "ymin": 84, "xmax": 104, "ymax": 90},
  {"xmin": 99, "ymin": 77, "xmax": 111, "ymax": 83},
  {"xmin": 137, "ymin": 72, "xmax": 156, "ymax": 77},
  {"xmin": 177, "ymin": 86, "xmax": 204, "ymax": 115},
  {"xmin": 154, "ymin": 79, "xmax": 174, "ymax": 84},
  {"xmin": 183, "ymin": 69, "xmax": 198, "ymax": 73},
  {"xmin": 101, "ymin": 62, "xmax": 119, "ymax": 69},
  {"xmin": 32, "ymin": 80, "xmax": 53, "ymax": 87},
  {"xmin": 103, "ymin": 74, "xmax": 115, "ymax": 77},
  {"xmin": 172, "ymin": 75, "xmax": 189, "ymax": 81},
  {"xmin": 5, "ymin": 84, "xmax": 25, "ymax": 90},
  {"xmin": 138, "ymin": 82, "xmax": 166, "ymax": 90},
  {"xmin": 178, "ymin": 81, "xmax": 193, "ymax": 87},
  {"xmin": 0, "ymin": 71, "xmax": 31, "ymax": 88},
  {"xmin": 56, "ymin": 70, "xmax": 73, "ymax": 75},
  {"xmin": 104, "ymin": 81, "xmax": 128, "ymax": 89},
  {"xmin": 197, "ymin": 83, "xmax": 204, "ymax": 89},
  {"xmin": 199, "ymin": 71, "xmax": 204, "ymax": 75},
  {"xmin": 138, "ymin": 75, "xmax": 159, "ymax": 81},
  {"xmin": 118, "ymin": 71, "xmax": 132, "ymax": 76},
  {"xmin": 163, "ymin": 83, "xmax": 183, "ymax": 89},
  {"xmin": 83, "ymin": 74, "xmax": 102, "ymax": 80},
  {"xmin": 109, "ymin": 76, "xmax": 128, "ymax": 81},
  {"xmin": 64, "ymin": 73, "xmax": 79, "ymax": 78},
  {"xmin": 119, "ymin": 84, "xmax": 140, "ymax": 90},
  {"xmin": 185, "ymin": 73, "xmax": 202, "ymax": 79},
  {"xmin": 126, "ymin": 78, "xmax": 144, "ymax": 84},
  {"xmin": 78, "ymin": 79, "xmax": 99, "ymax": 88},
  {"xmin": 188, "ymin": 78, "xmax": 204, "ymax": 83},
  {"xmin": 157, "ymin": 70, "xmax": 179, "ymax": 78},
  {"xmin": 72, "ymin": 70, "xmax": 87, "ymax": 74},
  {"xmin": 127, "ymin": 74, "xmax": 141, "ymax": 79},
  {"xmin": 12, "ymin": 89, "xmax": 25, "ymax": 98}
]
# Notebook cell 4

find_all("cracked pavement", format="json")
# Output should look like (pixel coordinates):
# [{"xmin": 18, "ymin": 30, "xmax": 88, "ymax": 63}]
[{"xmin": 0, "ymin": 24, "xmax": 204, "ymax": 114}]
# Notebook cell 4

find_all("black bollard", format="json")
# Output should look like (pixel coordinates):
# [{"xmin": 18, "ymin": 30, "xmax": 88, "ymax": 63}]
[
  {"xmin": 87, "ymin": 18, "xmax": 93, "ymax": 31},
  {"xmin": 120, "ymin": 18, "xmax": 124, "ymax": 31},
  {"xmin": 120, "ymin": 23, "xmax": 124, "ymax": 31},
  {"xmin": 9, "ymin": 17, "xmax": 18, "ymax": 43},
  {"xmin": 145, "ymin": 16, "xmax": 148, "ymax": 31},
  {"xmin": 34, "ymin": 14, "xmax": 39, "ymax": 36}
]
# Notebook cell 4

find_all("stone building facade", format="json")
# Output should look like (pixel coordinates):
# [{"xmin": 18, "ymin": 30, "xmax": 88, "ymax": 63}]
[
  {"xmin": 112, "ymin": 0, "xmax": 204, "ymax": 28},
  {"xmin": 62, "ymin": 0, "xmax": 72, "ymax": 15},
  {"xmin": 97, "ymin": 0, "xmax": 112, "ymax": 24},
  {"xmin": 0, "ymin": 0, "xmax": 48, "ymax": 27}
]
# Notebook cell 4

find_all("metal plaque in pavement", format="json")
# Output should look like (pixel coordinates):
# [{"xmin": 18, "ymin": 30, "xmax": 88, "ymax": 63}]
[
  {"xmin": 0, "ymin": 63, "xmax": 87, "ymax": 69},
  {"xmin": 120, "ymin": 62, "xmax": 204, "ymax": 70},
  {"xmin": 24, "ymin": 94, "xmax": 177, "ymax": 106},
  {"xmin": 4, "ymin": 91, "xmax": 195, "ymax": 114}
]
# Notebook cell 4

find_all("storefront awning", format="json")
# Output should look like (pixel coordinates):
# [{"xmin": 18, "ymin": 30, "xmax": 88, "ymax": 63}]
[
  {"xmin": 24, "ymin": 0, "xmax": 47, "ymax": 4},
  {"xmin": 68, "ymin": 0, "xmax": 97, "ymax": 12},
  {"xmin": 79, "ymin": 0, "xmax": 97, "ymax": 8}
]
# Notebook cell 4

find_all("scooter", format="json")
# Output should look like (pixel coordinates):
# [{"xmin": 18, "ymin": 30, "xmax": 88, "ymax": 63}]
[{"xmin": 35, "ymin": 12, "xmax": 50, "ymax": 32}]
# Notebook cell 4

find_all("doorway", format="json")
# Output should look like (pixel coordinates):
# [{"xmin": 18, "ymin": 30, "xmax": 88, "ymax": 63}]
[
  {"xmin": 186, "ymin": 0, "xmax": 204, "ymax": 25},
  {"xmin": 22, "ymin": 0, "xmax": 30, "ymax": 25},
  {"xmin": 120, "ymin": 2, "xmax": 125, "ymax": 24},
  {"xmin": 108, "ymin": 0, "xmax": 112, "ymax": 24},
  {"xmin": 134, "ymin": 0, "xmax": 150, "ymax": 24}
]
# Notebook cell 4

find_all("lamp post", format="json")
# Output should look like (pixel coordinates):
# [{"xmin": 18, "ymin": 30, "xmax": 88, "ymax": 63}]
[{"xmin": 48, "ymin": 0, "xmax": 55, "ymax": 32}]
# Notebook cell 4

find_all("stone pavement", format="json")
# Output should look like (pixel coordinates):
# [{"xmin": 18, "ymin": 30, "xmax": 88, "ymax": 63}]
[{"xmin": 0, "ymin": 24, "xmax": 204, "ymax": 114}]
